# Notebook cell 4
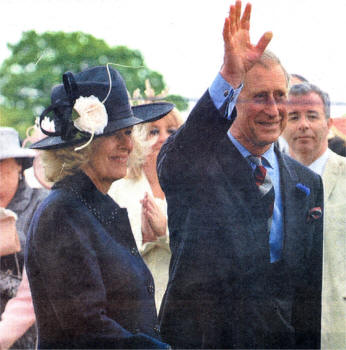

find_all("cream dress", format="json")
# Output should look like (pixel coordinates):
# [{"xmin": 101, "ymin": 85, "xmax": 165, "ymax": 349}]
[{"xmin": 108, "ymin": 172, "xmax": 170, "ymax": 310}]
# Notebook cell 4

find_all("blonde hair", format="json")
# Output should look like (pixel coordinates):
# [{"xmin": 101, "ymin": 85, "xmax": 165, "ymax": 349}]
[
  {"xmin": 40, "ymin": 141, "xmax": 97, "ymax": 183},
  {"xmin": 127, "ymin": 108, "xmax": 183, "ymax": 180},
  {"xmin": 40, "ymin": 108, "xmax": 183, "ymax": 183}
]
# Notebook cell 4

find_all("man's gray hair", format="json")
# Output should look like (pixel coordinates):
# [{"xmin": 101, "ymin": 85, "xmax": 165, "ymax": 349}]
[
  {"xmin": 256, "ymin": 50, "xmax": 290, "ymax": 87},
  {"xmin": 289, "ymin": 83, "xmax": 331, "ymax": 119}
]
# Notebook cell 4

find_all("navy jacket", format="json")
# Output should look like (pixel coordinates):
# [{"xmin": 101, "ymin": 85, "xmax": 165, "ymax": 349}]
[
  {"xmin": 25, "ymin": 171, "xmax": 169, "ymax": 349},
  {"xmin": 157, "ymin": 92, "xmax": 323, "ymax": 349}
]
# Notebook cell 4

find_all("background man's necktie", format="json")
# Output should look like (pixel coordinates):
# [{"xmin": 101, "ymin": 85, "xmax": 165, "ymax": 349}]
[{"xmin": 248, "ymin": 155, "xmax": 275, "ymax": 232}]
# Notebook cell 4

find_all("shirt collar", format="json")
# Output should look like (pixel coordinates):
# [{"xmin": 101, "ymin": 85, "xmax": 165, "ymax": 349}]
[
  {"xmin": 227, "ymin": 130, "xmax": 275, "ymax": 168},
  {"xmin": 308, "ymin": 148, "xmax": 330, "ymax": 176}
]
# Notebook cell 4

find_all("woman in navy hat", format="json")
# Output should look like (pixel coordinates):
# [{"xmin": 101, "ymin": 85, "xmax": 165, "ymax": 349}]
[{"xmin": 25, "ymin": 65, "xmax": 173, "ymax": 349}]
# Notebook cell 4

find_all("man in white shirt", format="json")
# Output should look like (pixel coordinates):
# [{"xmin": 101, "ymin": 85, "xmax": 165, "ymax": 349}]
[{"xmin": 285, "ymin": 82, "xmax": 346, "ymax": 349}]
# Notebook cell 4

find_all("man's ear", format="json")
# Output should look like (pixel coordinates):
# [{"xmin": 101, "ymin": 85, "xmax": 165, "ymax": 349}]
[{"xmin": 327, "ymin": 117, "xmax": 333, "ymax": 130}]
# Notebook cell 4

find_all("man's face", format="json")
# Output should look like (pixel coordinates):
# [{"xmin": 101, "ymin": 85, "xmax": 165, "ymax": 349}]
[
  {"xmin": 285, "ymin": 92, "xmax": 332, "ymax": 163},
  {"xmin": 231, "ymin": 64, "xmax": 288, "ymax": 155}
]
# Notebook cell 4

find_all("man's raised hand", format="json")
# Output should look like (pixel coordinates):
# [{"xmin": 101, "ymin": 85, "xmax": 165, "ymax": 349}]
[{"xmin": 220, "ymin": 1, "xmax": 273, "ymax": 87}]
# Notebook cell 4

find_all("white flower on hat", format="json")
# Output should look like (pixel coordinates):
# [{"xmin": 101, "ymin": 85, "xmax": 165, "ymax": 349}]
[
  {"xmin": 40, "ymin": 116, "xmax": 56, "ymax": 133},
  {"xmin": 73, "ymin": 95, "xmax": 108, "ymax": 135}
]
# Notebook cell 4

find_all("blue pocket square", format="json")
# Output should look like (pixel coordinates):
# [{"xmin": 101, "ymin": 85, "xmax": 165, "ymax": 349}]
[{"xmin": 296, "ymin": 183, "xmax": 310, "ymax": 197}]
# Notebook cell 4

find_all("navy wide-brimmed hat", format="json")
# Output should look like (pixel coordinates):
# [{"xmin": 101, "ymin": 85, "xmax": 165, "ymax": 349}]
[{"xmin": 31, "ymin": 65, "xmax": 174, "ymax": 150}]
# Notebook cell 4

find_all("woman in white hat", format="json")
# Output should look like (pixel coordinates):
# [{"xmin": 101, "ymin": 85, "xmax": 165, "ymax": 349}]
[
  {"xmin": 25, "ymin": 65, "xmax": 173, "ymax": 349},
  {"xmin": 0, "ymin": 127, "xmax": 49, "ymax": 349}
]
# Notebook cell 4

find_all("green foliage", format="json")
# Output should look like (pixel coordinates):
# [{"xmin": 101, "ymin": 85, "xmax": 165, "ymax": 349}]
[
  {"xmin": 0, "ymin": 30, "xmax": 187, "ymax": 137},
  {"xmin": 165, "ymin": 94, "xmax": 189, "ymax": 111},
  {"xmin": 0, "ymin": 105, "xmax": 29, "ymax": 138}
]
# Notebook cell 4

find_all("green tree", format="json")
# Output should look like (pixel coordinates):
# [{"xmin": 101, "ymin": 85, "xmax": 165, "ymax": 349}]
[
  {"xmin": 0, "ymin": 105, "xmax": 29, "ymax": 137},
  {"xmin": 0, "ymin": 31, "xmax": 188, "ymax": 136}
]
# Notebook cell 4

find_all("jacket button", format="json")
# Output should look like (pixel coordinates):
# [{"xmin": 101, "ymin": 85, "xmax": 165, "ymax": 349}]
[
  {"xmin": 131, "ymin": 247, "xmax": 139, "ymax": 256},
  {"xmin": 153, "ymin": 325, "xmax": 160, "ymax": 335},
  {"xmin": 147, "ymin": 283, "xmax": 155, "ymax": 295}
]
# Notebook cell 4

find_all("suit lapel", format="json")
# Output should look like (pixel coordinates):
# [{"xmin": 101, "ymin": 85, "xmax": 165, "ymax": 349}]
[
  {"xmin": 215, "ymin": 139, "xmax": 314, "ymax": 265},
  {"xmin": 215, "ymin": 135, "xmax": 272, "ymax": 263},
  {"xmin": 216, "ymin": 135, "xmax": 261, "ymax": 205},
  {"xmin": 277, "ymin": 151, "xmax": 309, "ymax": 264},
  {"xmin": 322, "ymin": 151, "xmax": 340, "ymax": 202},
  {"xmin": 215, "ymin": 136, "xmax": 271, "ymax": 249}
]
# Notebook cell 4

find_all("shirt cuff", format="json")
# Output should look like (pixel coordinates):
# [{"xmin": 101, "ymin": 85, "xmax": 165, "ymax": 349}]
[
  {"xmin": 140, "ymin": 234, "xmax": 169, "ymax": 256},
  {"xmin": 208, "ymin": 73, "xmax": 243, "ymax": 120}
]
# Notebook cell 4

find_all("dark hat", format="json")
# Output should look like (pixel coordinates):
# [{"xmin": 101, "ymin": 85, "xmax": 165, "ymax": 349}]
[{"xmin": 31, "ymin": 65, "xmax": 174, "ymax": 150}]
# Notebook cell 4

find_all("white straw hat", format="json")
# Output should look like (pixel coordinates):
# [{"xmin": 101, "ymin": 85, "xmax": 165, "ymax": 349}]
[{"xmin": 0, "ymin": 127, "xmax": 36, "ymax": 161}]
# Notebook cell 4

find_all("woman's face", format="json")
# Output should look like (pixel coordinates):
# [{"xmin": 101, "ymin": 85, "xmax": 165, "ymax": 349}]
[
  {"xmin": 147, "ymin": 116, "xmax": 179, "ymax": 156},
  {"xmin": 0, "ymin": 158, "xmax": 22, "ymax": 207},
  {"xmin": 83, "ymin": 127, "xmax": 133, "ymax": 193}
]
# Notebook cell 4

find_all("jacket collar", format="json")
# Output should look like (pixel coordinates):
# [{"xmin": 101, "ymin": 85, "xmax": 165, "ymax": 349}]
[
  {"xmin": 216, "ymin": 135, "xmax": 257, "ymax": 194},
  {"xmin": 8, "ymin": 179, "xmax": 34, "ymax": 214},
  {"xmin": 322, "ymin": 150, "xmax": 342, "ymax": 201},
  {"xmin": 227, "ymin": 130, "xmax": 276, "ymax": 168},
  {"xmin": 54, "ymin": 171, "xmax": 121, "ymax": 226}
]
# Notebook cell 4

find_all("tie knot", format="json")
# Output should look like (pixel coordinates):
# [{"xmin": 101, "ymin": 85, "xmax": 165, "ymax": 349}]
[{"xmin": 248, "ymin": 155, "xmax": 263, "ymax": 167}]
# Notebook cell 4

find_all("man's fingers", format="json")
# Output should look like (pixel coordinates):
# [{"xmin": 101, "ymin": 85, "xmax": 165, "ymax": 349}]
[
  {"xmin": 256, "ymin": 31, "xmax": 273, "ymax": 54},
  {"xmin": 228, "ymin": 5, "xmax": 237, "ymax": 36},
  {"xmin": 223, "ymin": 17, "xmax": 231, "ymax": 47},
  {"xmin": 240, "ymin": 3, "xmax": 251, "ymax": 30},
  {"xmin": 235, "ymin": 0, "xmax": 241, "ymax": 29}
]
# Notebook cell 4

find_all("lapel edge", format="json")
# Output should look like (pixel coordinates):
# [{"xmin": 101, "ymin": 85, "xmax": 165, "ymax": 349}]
[{"xmin": 322, "ymin": 151, "xmax": 340, "ymax": 201}]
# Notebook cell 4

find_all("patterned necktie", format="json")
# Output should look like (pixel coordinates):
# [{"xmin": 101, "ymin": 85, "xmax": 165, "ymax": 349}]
[{"xmin": 248, "ymin": 155, "xmax": 275, "ymax": 233}]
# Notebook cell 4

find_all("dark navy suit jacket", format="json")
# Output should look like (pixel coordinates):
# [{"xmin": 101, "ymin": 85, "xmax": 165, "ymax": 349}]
[
  {"xmin": 25, "ymin": 171, "xmax": 169, "ymax": 349},
  {"xmin": 157, "ymin": 91, "xmax": 323, "ymax": 349}
]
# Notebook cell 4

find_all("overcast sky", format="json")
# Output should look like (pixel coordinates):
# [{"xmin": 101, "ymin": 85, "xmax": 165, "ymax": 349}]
[{"xmin": 1, "ymin": 0, "xmax": 346, "ymax": 117}]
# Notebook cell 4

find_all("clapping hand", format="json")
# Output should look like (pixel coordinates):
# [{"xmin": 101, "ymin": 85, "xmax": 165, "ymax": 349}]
[{"xmin": 141, "ymin": 192, "xmax": 167, "ymax": 244}]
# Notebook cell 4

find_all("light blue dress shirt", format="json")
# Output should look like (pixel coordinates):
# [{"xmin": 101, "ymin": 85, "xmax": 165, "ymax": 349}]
[
  {"xmin": 208, "ymin": 73, "xmax": 243, "ymax": 119},
  {"xmin": 209, "ymin": 73, "xmax": 283, "ymax": 262}
]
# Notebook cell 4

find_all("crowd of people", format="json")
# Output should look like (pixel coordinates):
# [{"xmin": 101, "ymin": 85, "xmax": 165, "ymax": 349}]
[{"xmin": 0, "ymin": 1, "xmax": 345, "ymax": 349}]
